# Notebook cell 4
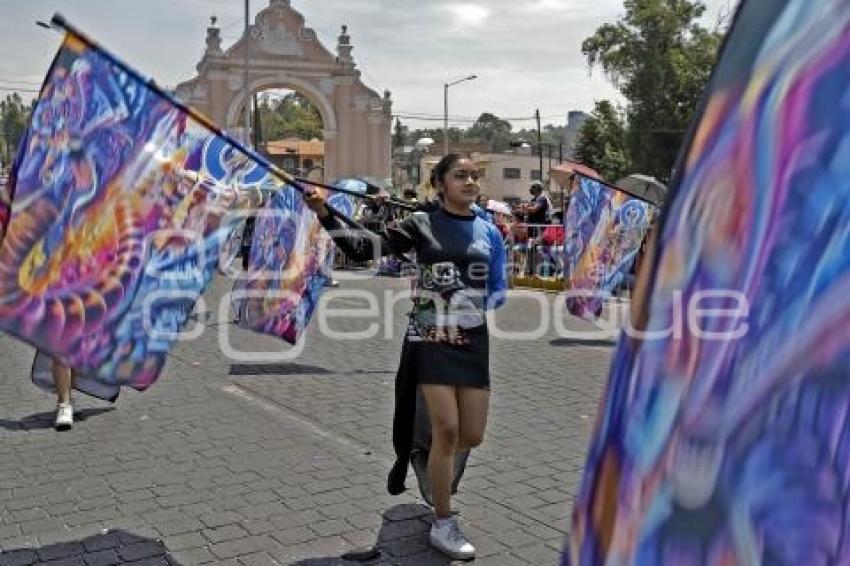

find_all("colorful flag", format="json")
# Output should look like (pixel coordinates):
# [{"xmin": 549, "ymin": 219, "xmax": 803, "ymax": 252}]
[
  {"xmin": 0, "ymin": 25, "xmax": 321, "ymax": 398},
  {"xmin": 563, "ymin": 174, "xmax": 654, "ymax": 319},
  {"xmin": 0, "ymin": 176, "xmax": 12, "ymax": 242},
  {"xmin": 567, "ymin": 0, "xmax": 850, "ymax": 563},
  {"xmin": 232, "ymin": 182, "xmax": 352, "ymax": 344}
]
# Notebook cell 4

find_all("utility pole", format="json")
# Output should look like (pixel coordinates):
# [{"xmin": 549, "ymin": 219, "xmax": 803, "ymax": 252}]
[
  {"xmin": 252, "ymin": 93, "xmax": 261, "ymax": 150},
  {"xmin": 535, "ymin": 109, "xmax": 543, "ymax": 184},
  {"xmin": 443, "ymin": 75, "xmax": 477, "ymax": 156},
  {"xmin": 243, "ymin": 0, "xmax": 251, "ymax": 146},
  {"xmin": 443, "ymin": 83, "xmax": 449, "ymax": 156}
]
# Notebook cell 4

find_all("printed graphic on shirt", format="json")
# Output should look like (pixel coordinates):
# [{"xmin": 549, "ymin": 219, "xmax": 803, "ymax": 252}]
[{"xmin": 406, "ymin": 261, "xmax": 486, "ymax": 345}]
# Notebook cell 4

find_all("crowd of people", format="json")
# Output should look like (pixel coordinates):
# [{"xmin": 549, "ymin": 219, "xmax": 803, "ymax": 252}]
[
  {"xmin": 479, "ymin": 182, "xmax": 566, "ymax": 278},
  {"xmin": 349, "ymin": 178, "xmax": 568, "ymax": 279},
  {"xmin": 345, "ymin": 175, "xmax": 645, "ymax": 301}
]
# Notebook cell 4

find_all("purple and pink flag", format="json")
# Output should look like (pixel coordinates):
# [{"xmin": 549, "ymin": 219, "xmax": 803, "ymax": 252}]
[
  {"xmin": 566, "ymin": 0, "xmax": 850, "ymax": 563},
  {"xmin": 562, "ymin": 174, "xmax": 654, "ymax": 319},
  {"xmin": 0, "ymin": 20, "xmax": 344, "ymax": 399}
]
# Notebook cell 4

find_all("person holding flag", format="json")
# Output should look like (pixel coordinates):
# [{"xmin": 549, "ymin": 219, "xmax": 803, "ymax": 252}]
[{"xmin": 304, "ymin": 153, "xmax": 507, "ymax": 561}]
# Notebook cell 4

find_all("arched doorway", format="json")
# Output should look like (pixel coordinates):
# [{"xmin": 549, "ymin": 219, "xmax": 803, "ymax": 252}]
[{"xmin": 174, "ymin": 0, "xmax": 392, "ymax": 183}]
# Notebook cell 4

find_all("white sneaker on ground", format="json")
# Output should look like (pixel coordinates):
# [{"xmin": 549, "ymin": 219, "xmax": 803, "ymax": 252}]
[
  {"xmin": 429, "ymin": 517, "xmax": 475, "ymax": 561},
  {"xmin": 55, "ymin": 403, "xmax": 73, "ymax": 431}
]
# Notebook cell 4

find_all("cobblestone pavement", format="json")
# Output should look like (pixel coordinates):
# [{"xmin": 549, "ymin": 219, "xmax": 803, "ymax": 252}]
[{"xmin": 0, "ymin": 273, "xmax": 616, "ymax": 565}]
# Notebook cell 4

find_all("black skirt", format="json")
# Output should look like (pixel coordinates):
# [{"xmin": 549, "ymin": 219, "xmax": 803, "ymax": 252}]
[{"xmin": 407, "ymin": 324, "xmax": 490, "ymax": 389}]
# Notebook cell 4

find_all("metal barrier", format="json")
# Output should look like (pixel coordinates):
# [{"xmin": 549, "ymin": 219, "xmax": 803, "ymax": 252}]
[
  {"xmin": 329, "ymin": 218, "xmax": 591, "ymax": 292},
  {"xmin": 503, "ymin": 223, "xmax": 565, "ymax": 290}
]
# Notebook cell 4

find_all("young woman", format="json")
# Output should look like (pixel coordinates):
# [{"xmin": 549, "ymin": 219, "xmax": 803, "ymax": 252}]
[{"xmin": 304, "ymin": 154, "xmax": 507, "ymax": 560}]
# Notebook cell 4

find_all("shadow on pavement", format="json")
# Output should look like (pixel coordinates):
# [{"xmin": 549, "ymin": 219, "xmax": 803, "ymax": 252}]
[
  {"xmin": 549, "ymin": 337, "xmax": 616, "ymax": 348},
  {"xmin": 229, "ymin": 362, "xmax": 333, "ymax": 376},
  {"xmin": 0, "ymin": 407, "xmax": 115, "ymax": 432},
  {"xmin": 229, "ymin": 363, "xmax": 391, "ymax": 377},
  {"xmin": 0, "ymin": 529, "xmax": 179, "ymax": 565},
  {"xmin": 292, "ymin": 503, "xmax": 451, "ymax": 565}
]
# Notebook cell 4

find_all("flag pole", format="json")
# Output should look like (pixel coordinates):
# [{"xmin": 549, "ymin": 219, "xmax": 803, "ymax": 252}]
[
  {"xmin": 46, "ymin": 13, "xmax": 363, "ymax": 229},
  {"xmin": 293, "ymin": 178, "xmax": 418, "ymax": 212},
  {"xmin": 570, "ymin": 172, "xmax": 657, "ymax": 206}
]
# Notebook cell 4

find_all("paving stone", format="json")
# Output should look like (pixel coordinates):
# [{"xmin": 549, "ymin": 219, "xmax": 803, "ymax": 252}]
[{"xmin": 0, "ymin": 278, "xmax": 609, "ymax": 565}]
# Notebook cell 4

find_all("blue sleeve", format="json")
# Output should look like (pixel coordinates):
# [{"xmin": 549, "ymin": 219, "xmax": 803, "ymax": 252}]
[
  {"xmin": 471, "ymin": 203, "xmax": 493, "ymax": 223},
  {"xmin": 486, "ymin": 224, "xmax": 508, "ymax": 309}
]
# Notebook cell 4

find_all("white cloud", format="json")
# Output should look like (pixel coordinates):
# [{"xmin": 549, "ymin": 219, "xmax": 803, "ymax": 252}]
[
  {"xmin": 521, "ymin": 0, "xmax": 571, "ymax": 12},
  {"xmin": 445, "ymin": 3, "xmax": 491, "ymax": 28}
]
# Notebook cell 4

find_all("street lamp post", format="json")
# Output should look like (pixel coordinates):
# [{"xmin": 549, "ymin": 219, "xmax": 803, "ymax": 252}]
[{"xmin": 443, "ymin": 75, "xmax": 477, "ymax": 155}]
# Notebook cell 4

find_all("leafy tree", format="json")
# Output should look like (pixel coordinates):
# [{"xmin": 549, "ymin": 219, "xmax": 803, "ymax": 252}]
[
  {"xmin": 582, "ymin": 0, "xmax": 722, "ymax": 181},
  {"xmin": 468, "ymin": 113, "xmax": 512, "ymax": 152},
  {"xmin": 392, "ymin": 118, "xmax": 407, "ymax": 149},
  {"xmin": 0, "ymin": 93, "xmax": 31, "ymax": 171},
  {"xmin": 513, "ymin": 126, "xmax": 562, "ymax": 155},
  {"xmin": 256, "ymin": 91, "xmax": 324, "ymax": 141},
  {"xmin": 573, "ymin": 100, "xmax": 630, "ymax": 181}
]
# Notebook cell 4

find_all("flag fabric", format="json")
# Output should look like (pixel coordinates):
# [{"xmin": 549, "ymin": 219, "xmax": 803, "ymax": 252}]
[
  {"xmin": 563, "ymin": 174, "xmax": 654, "ymax": 319},
  {"xmin": 0, "ymin": 27, "xmax": 324, "ymax": 398},
  {"xmin": 232, "ymin": 184, "xmax": 352, "ymax": 344},
  {"xmin": 0, "ymin": 179, "xmax": 12, "ymax": 244},
  {"xmin": 566, "ymin": 0, "xmax": 850, "ymax": 563}
]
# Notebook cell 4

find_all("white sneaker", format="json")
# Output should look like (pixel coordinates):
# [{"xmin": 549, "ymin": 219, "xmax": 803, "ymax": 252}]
[
  {"xmin": 429, "ymin": 517, "xmax": 475, "ymax": 561},
  {"xmin": 55, "ymin": 403, "xmax": 73, "ymax": 431}
]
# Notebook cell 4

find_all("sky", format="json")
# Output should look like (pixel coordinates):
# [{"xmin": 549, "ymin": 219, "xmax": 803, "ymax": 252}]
[{"xmin": 0, "ymin": 0, "xmax": 735, "ymax": 129}]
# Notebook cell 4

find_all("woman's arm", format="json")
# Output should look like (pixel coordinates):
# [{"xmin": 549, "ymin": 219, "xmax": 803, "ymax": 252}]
[
  {"xmin": 486, "ymin": 225, "xmax": 508, "ymax": 309},
  {"xmin": 305, "ymin": 187, "xmax": 417, "ymax": 261},
  {"xmin": 318, "ymin": 213, "xmax": 417, "ymax": 262}
]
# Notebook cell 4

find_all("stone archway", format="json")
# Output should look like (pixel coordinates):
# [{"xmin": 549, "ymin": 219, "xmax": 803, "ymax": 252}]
[{"xmin": 174, "ymin": 0, "xmax": 392, "ymax": 182}]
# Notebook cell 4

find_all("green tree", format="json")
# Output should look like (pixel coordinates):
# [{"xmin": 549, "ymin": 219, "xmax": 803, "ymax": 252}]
[
  {"xmin": 0, "ymin": 93, "xmax": 31, "ymax": 171},
  {"xmin": 513, "ymin": 126, "xmax": 562, "ymax": 156},
  {"xmin": 573, "ymin": 100, "xmax": 630, "ymax": 181},
  {"xmin": 392, "ymin": 118, "xmax": 407, "ymax": 150},
  {"xmin": 257, "ymin": 91, "xmax": 324, "ymax": 141},
  {"xmin": 582, "ymin": 0, "xmax": 722, "ymax": 181},
  {"xmin": 468, "ymin": 112, "xmax": 512, "ymax": 152}
]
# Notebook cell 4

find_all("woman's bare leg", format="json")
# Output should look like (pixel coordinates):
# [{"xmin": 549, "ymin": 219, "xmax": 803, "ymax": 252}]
[
  {"xmin": 53, "ymin": 361, "xmax": 73, "ymax": 405},
  {"xmin": 457, "ymin": 388, "xmax": 489, "ymax": 452},
  {"xmin": 421, "ymin": 384, "xmax": 459, "ymax": 518}
]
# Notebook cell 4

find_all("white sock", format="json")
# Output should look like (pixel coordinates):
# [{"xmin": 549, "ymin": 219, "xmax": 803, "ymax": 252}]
[{"xmin": 435, "ymin": 516, "xmax": 454, "ymax": 528}]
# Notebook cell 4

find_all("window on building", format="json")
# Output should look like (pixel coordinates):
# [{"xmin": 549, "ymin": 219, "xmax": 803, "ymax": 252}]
[
  {"xmin": 530, "ymin": 169, "xmax": 542, "ymax": 180},
  {"xmin": 281, "ymin": 156, "xmax": 298, "ymax": 174},
  {"xmin": 503, "ymin": 167, "xmax": 521, "ymax": 179}
]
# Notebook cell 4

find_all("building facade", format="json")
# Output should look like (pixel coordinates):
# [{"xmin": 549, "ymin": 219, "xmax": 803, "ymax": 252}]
[
  {"xmin": 173, "ymin": 0, "xmax": 391, "ymax": 182},
  {"xmin": 419, "ymin": 151, "xmax": 552, "ymax": 206}
]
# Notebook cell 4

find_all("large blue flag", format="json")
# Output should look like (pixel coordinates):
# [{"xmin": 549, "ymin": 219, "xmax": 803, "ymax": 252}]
[
  {"xmin": 232, "ymin": 184, "xmax": 352, "ymax": 344},
  {"xmin": 0, "ymin": 21, "xmax": 339, "ymax": 399},
  {"xmin": 567, "ymin": 0, "xmax": 850, "ymax": 563}
]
